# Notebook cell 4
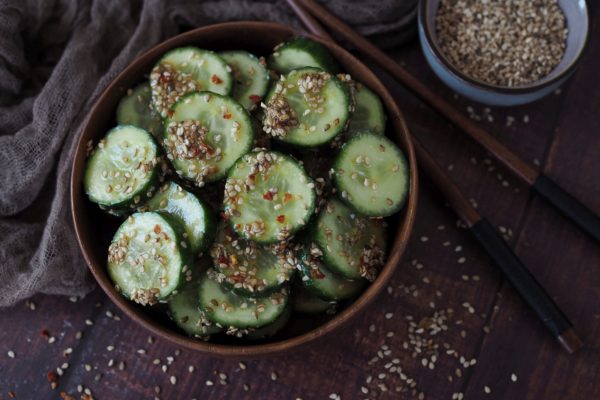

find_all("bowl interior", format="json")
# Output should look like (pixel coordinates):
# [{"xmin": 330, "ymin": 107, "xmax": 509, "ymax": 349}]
[
  {"xmin": 422, "ymin": 0, "xmax": 589, "ymax": 90},
  {"xmin": 71, "ymin": 21, "xmax": 417, "ymax": 357}
]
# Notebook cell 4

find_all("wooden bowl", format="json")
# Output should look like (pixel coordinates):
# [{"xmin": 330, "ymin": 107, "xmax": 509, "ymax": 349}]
[{"xmin": 70, "ymin": 21, "xmax": 418, "ymax": 358}]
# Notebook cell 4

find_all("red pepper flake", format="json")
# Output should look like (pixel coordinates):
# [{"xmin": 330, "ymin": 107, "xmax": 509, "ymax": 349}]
[
  {"xmin": 154, "ymin": 225, "xmax": 161, "ymax": 234},
  {"xmin": 199, "ymin": 142, "xmax": 214, "ymax": 155},
  {"xmin": 249, "ymin": 94, "xmax": 261, "ymax": 103},
  {"xmin": 248, "ymin": 173, "xmax": 256, "ymax": 183},
  {"xmin": 218, "ymin": 255, "xmax": 229, "ymax": 265},
  {"xmin": 220, "ymin": 211, "xmax": 229, "ymax": 221},
  {"xmin": 8, "ymin": 392, "xmax": 16, "ymax": 399},
  {"xmin": 222, "ymin": 113, "xmax": 232, "ymax": 119},
  {"xmin": 47, "ymin": 371, "xmax": 59, "ymax": 389},
  {"xmin": 311, "ymin": 269, "xmax": 325, "ymax": 280},
  {"xmin": 167, "ymin": 109, "xmax": 174, "ymax": 118},
  {"xmin": 60, "ymin": 392, "xmax": 76, "ymax": 400},
  {"xmin": 47, "ymin": 371, "xmax": 58, "ymax": 383},
  {"xmin": 283, "ymin": 192, "xmax": 293, "ymax": 203},
  {"xmin": 41, "ymin": 329, "xmax": 50, "ymax": 338},
  {"xmin": 211, "ymin": 74, "xmax": 223, "ymax": 84},
  {"xmin": 276, "ymin": 215, "xmax": 285, "ymax": 223},
  {"xmin": 263, "ymin": 191, "xmax": 274, "ymax": 201}
]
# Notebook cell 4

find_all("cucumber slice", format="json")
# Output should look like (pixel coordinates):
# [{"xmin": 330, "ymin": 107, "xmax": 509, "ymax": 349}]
[
  {"xmin": 262, "ymin": 67, "xmax": 350, "ymax": 147},
  {"xmin": 150, "ymin": 47, "xmax": 233, "ymax": 118},
  {"xmin": 116, "ymin": 83, "xmax": 164, "ymax": 138},
  {"xmin": 107, "ymin": 212, "xmax": 192, "ymax": 305},
  {"xmin": 333, "ymin": 132, "xmax": 409, "ymax": 217},
  {"xmin": 199, "ymin": 271, "xmax": 289, "ymax": 329},
  {"xmin": 244, "ymin": 306, "xmax": 291, "ymax": 340},
  {"xmin": 291, "ymin": 280, "xmax": 336, "ymax": 314},
  {"xmin": 141, "ymin": 181, "xmax": 215, "ymax": 255},
  {"xmin": 210, "ymin": 223, "xmax": 296, "ymax": 297},
  {"xmin": 343, "ymin": 77, "xmax": 387, "ymax": 136},
  {"xmin": 299, "ymin": 242, "xmax": 367, "ymax": 301},
  {"xmin": 224, "ymin": 150, "xmax": 316, "ymax": 243},
  {"xmin": 314, "ymin": 198, "xmax": 387, "ymax": 281},
  {"xmin": 219, "ymin": 51, "xmax": 270, "ymax": 112},
  {"xmin": 84, "ymin": 125, "xmax": 161, "ymax": 210},
  {"xmin": 269, "ymin": 37, "xmax": 340, "ymax": 74},
  {"xmin": 168, "ymin": 258, "xmax": 222, "ymax": 338},
  {"xmin": 163, "ymin": 92, "xmax": 254, "ymax": 186}
]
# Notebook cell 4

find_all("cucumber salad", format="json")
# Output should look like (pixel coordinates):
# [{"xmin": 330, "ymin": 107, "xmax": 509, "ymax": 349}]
[{"xmin": 84, "ymin": 37, "xmax": 410, "ymax": 341}]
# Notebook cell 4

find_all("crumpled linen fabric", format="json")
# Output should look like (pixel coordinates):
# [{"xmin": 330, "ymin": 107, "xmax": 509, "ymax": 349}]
[{"xmin": 0, "ymin": 0, "xmax": 417, "ymax": 307}]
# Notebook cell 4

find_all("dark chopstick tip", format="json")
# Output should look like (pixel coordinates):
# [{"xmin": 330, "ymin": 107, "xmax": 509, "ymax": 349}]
[{"xmin": 557, "ymin": 328, "xmax": 583, "ymax": 354}]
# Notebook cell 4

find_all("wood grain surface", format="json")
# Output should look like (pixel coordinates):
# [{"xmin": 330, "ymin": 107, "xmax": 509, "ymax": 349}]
[{"xmin": 1, "ymin": 5, "xmax": 599, "ymax": 399}]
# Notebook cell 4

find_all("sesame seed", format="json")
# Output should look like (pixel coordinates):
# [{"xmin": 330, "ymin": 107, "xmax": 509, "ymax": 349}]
[{"xmin": 511, "ymin": 373, "xmax": 518, "ymax": 382}]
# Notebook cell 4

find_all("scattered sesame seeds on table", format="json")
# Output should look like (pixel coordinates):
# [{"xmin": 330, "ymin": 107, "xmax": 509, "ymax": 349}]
[{"xmin": 2, "ymin": 13, "xmax": 600, "ymax": 400}]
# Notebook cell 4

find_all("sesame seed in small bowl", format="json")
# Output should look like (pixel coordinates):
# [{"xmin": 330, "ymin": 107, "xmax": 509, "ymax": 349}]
[{"xmin": 418, "ymin": 0, "xmax": 589, "ymax": 106}]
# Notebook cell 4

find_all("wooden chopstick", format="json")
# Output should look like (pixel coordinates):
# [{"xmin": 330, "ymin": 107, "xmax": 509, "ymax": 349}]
[
  {"xmin": 412, "ymin": 137, "xmax": 582, "ymax": 354},
  {"xmin": 293, "ymin": 0, "xmax": 600, "ymax": 245},
  {"xmin": 286, "ymin": 0, "xmax": 333, "ymax": 41},
  {"xmin": 286, "ymin": 0, "xmax": 583, "ymax": 354}
]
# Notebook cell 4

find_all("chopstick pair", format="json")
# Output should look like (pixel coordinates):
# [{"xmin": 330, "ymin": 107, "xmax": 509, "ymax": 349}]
[{"xmin": 286, "ymin": 0, "xmax": 583, "ymax": 353}]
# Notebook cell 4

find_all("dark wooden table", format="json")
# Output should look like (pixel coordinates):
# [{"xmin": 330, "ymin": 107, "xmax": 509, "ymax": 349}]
[{"xmin": 2, "ymin": 9, "xmax": 600, "ymax": 400}]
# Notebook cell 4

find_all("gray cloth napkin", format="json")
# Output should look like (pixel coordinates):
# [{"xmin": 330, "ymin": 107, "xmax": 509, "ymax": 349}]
[{"xmin": 0, "ymin": 0, "xmax": 417, "ymax": 307}]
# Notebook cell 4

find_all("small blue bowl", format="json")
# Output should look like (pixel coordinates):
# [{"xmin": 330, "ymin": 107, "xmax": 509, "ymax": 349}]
[{"xmin": 418, "ymin": 0, "xmax": 590, "ymax": 106}]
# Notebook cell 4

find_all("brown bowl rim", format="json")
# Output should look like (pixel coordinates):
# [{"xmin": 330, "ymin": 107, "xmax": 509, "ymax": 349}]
[
  {"xmin": 419, "ymin": 0, "xmax": 590, "ymax": 94},
  {"xmin": 70, "ymin": 21, "xmax": 418, "ymax": 358}
]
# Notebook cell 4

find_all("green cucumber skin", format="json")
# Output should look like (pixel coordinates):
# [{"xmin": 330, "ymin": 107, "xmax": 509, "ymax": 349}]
[
  {"xmin": 142, "ymin": 181, "xmax": 216, "ymax": 255},
  {"xmin": 312, "ymin": 198, "xmax": 387, "ymax": 281},
  {"xmin": 224, "ymin": 150, "xmax": 316, "ymax": 244},
  {"xmin": 291, "ymin": 279, "xmax": 336, "ymax": 314},
  {"xmin": 163, "ymin": 91, "xmax": 255, "ymax": 184},
  {"xmin": 155, "ymin": 47, "xmax": 233, "ymax": 96},
  {"xmin": 346, "ymin": 83, "xmax": 387, "ymax": 137},
  {"xmin": 198, "ymin": 275, "xmax": 289, "ymax": 329},
  {"xmin": 244, "ymin": 305, "xmax": 291, "ymax": 340},
  {"xmin": 220, "ymin": 277, "xmax": 291, "ymax": 299},
  {"xmin": 268, "ymin": 37, "xmax": 340, "ymax": 74},
  {"xmin": 116, "ymin": 83, "xmax": 164, "ymax": 139},
  {"xmin": 84, "ymin": 125, "xmax": 161, "ymax": 211},
  {"xmin": 210, "ymin": 223, "xmax": 296, "ymax": 298},
  {"xmin": 219, "ymin": 50, "xmax": 270, "ymax": 111},
  {"xmin": 108, "ymin": 211, "xmax": 193, "ymax": 304},
  {"xmin": 298, "ymin": 248, "xmax": 367, "ymax": 301},
  {"xmin": 168, "ymin": 281, "xmax": 222, "ymax": 338},
  {"xmin": 262, "ymin": 67, "xmax": 351, "ymax": 148},
  {"xmin": 333, "ymin": 131, "xmax": 409, "ymax": 217}
]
